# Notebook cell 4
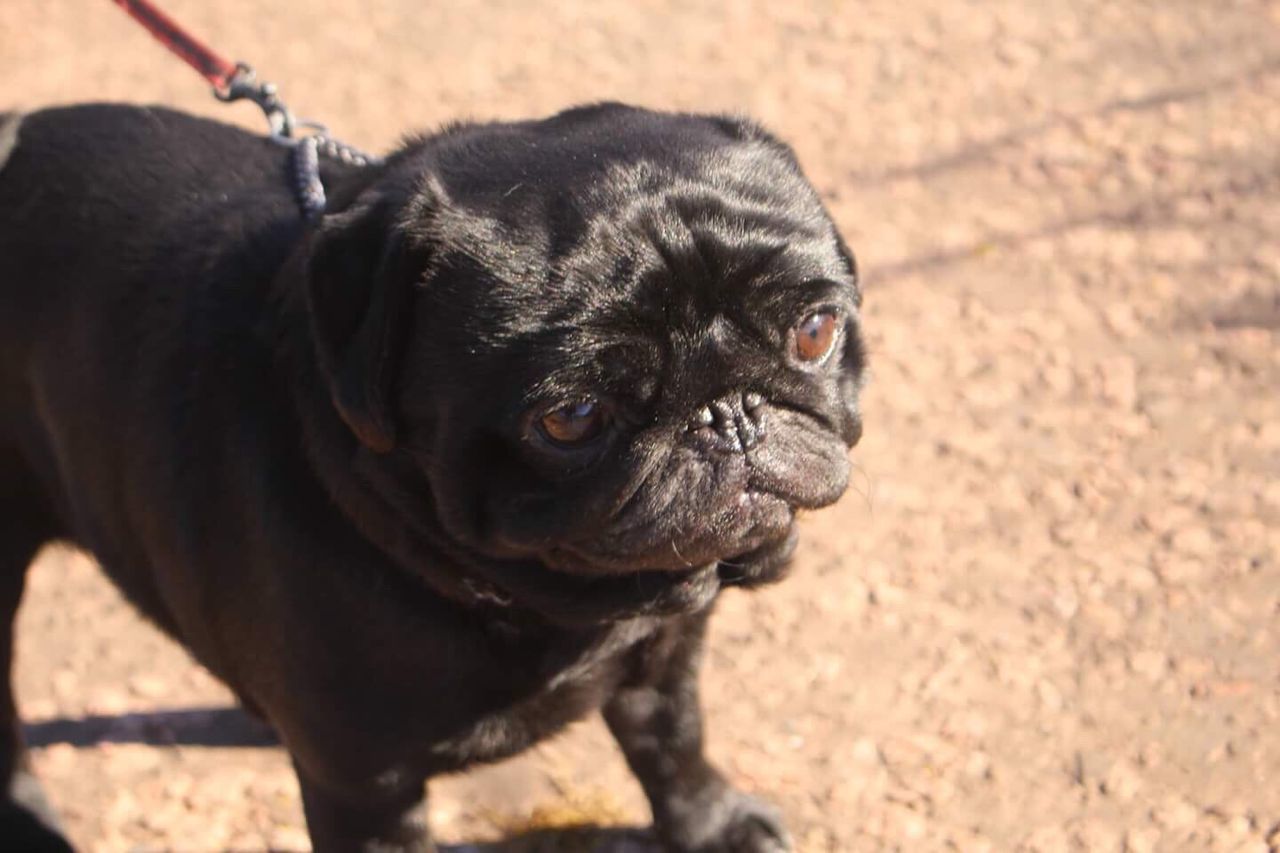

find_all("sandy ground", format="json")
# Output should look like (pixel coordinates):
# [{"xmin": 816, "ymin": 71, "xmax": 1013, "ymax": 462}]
[{"xmin": 1, "ymin": 1, "xmax": 1278, "ymax": 850}]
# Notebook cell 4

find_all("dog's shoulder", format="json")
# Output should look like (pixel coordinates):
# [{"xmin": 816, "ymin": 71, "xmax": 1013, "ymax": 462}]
[
  {"xmin": 6, "ymin": 103, "xmax": 292, "ymax": 203},
  {"xmin": 20, "ymin": 103, "xmax": 260, "ymax": 152}
]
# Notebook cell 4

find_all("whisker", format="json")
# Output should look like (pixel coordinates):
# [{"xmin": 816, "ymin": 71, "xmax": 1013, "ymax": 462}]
[
  {"xmin": 848, "ymin": 462, "xmax": 876, "ymax": 514},
  {"xmin": 670, "ymin": 537, "xmax": 695, "ymax": 569}
]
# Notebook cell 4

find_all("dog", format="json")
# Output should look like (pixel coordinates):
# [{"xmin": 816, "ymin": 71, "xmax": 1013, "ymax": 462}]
[{"xmin": 0, "ymin": 102, "xmax": 864, "ymax": 851}]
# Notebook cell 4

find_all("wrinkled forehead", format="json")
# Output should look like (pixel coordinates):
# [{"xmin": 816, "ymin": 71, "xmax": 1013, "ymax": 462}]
[
  {"xmin": 431, "ymin": 144, "xmax": 853, "ymax": 334},
  {"xmin": 568, "ymin": 150, "xmax": 850, "ymax": 298}
]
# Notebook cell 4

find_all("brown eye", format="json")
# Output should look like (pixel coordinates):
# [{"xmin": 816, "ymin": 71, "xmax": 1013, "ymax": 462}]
[
  {"xmin": 792, "ymin": 310, "xmax": 839, "ymax": 363},
  {"xmin": 539, "ymin": 401, "xmax": 606, "ymax": 446}
]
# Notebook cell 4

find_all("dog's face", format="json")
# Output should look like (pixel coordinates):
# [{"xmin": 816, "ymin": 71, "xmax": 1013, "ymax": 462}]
[{"xmin": 308, "ymin": 104, "xmax": 864, "ymax": 616}]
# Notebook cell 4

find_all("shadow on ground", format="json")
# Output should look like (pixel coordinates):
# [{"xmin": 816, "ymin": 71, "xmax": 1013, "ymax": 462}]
[
  {"xmin": 25, "ymin": 707, "xmax": 660, "ymax": 852},
  {"xmin": 440, "ymin": 828, "xmax": 659, "ymax": 853},
  {"xmin": 25, "ymin": 705, "xmax": 278, "ymax": 748}
]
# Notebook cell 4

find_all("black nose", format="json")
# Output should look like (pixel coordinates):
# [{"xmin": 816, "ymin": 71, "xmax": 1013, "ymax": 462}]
[{"xmin": 690, "ymin": 390, "xmax": 767, "ymax": 452}]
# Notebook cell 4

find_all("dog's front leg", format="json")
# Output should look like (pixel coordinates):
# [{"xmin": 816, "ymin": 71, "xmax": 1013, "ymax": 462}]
[
  {"xmin": 603, "ymin": 611, "xmax": 791, "ymax": 853},
  {"xmin": 295, "ymin": 763, "xmax": 433, "ymax": 853}
]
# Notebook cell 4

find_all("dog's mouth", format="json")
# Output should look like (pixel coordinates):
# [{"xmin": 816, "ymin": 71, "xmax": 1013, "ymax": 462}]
[
  {"xmin": 452, "ymin": 486, "xmax": 807, "ymax": 625},
  {"xmin": 540, "ymin": 489, "xmax": 796, "ymax": 578},
  {"xmin": 715, "ymin": 524, "xmax": 799, "ymax": 588},
  {"xmin": 500, "ymin": 525, "xmax": 797, "ymax": 625},
  {"xmin": 507, "ymin": 494, "xmax": 799, "ymax": 623},
  {"xmin": 445, "ymin": 526, "xmax": 799, "ymax": 628}
]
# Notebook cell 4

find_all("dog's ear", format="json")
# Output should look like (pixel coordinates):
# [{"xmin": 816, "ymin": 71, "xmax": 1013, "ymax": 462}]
[{"xmin": 305, "ymin": 184, "xmax": 434, "ymax": 453}]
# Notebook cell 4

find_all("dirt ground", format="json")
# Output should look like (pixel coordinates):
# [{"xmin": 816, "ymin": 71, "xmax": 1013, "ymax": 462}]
[{"xmin": 1, "ymin": 1, "xmax": 1277, "ymax": 850}]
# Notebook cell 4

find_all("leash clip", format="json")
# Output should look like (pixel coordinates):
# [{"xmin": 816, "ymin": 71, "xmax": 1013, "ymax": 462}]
[
  {"xmin": 214, "ymin": 62, "xmax": 297, "ymax": 139},
  {"xmin": 113, "ymin": 0, "xmax": 381, "ymax": 221},
  {"xmin": 212, "ymin": 61, "xmax": 382, "ymax": 223}
]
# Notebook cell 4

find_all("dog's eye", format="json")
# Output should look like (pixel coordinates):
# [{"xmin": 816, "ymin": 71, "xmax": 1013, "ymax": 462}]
[
  {"xmin": 791, "ymin": 310, "xmax": 839, "ymax": 363},
  {"xmin": 539, "ymin": 401, "xmax": 607, "ymax": 446}
]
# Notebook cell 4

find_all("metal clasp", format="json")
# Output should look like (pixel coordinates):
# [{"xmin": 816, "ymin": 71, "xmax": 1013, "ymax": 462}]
[{"xmin": 213, "ymin": 62, "xmax": 297, "ymax": 139}]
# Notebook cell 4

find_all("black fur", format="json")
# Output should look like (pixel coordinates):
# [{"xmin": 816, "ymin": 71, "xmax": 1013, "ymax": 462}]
[{"xmin": 0, "ymin": 103, "xmax": 864, "ymax": 851}]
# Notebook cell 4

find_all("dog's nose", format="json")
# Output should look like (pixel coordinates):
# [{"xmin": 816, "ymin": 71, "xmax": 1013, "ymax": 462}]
[{"xmin": 690, "ymin": 390, "xmax": 767, "ymax": 452}]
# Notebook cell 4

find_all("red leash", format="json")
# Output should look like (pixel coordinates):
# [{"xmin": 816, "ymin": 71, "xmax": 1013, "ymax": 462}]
[
  {"xmin": 109, "ymin": 0, "xmax": 381, "ymax": 219},
  {"xmin": 111, "ymin": 0, "xmax": 239, "ymax": 91},
  {"xmin": 110, "ymin": 0, "xmax": 298, "ymax": 137}
]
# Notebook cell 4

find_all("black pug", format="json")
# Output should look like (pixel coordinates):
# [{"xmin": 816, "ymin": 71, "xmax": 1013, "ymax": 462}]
[{"xmin": 0, "ymin": 103, "xmax": 864, "ymax": 851}]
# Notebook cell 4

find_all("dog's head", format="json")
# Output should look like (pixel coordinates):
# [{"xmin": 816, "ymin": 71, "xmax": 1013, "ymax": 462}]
[{"xmin": 307, "ymin": 104, "xmax": 864, "ymax": 620}]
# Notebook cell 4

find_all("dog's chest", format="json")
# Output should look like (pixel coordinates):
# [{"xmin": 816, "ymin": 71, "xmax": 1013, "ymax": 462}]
[{"xmin": 428, "ymin": 617, "xmax": 659, "ymax": 767}]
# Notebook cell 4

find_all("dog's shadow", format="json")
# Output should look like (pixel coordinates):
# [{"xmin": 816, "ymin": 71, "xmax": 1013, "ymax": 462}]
[
  {"xmin": 24, "ymin": 705, "xmax": 660, "ymax": 852},
  {"xmin": 24, "ymin": 705, "xmax": 280, "ymax": 749},
  {"xmin": 440, "ymin": 828, "xmax": 659, "ymax": 853}
]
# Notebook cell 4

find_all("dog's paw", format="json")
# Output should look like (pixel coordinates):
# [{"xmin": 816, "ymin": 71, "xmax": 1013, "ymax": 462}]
[
  {"xmin": 658, "ymin": 786, "xmax": 792, "ymax": 853},
  {"xmin": 707, "ymin": 797, "xmax": 791, "ymax": 853},
  {"xmin": 0, "ymin": 802, "xmax": 74, "ymax": 853},
  {"xmin": 0, "ymin": 769, "xmax": 74, "ymax": 852}
]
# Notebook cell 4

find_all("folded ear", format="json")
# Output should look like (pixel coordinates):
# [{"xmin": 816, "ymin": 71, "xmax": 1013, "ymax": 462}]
[{"xmin": 305, "ymin": 186, "xmax": 433, "ymax": 452}]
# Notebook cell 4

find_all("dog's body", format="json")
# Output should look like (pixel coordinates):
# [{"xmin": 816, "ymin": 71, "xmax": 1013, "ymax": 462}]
[{"xmin": 0, "ymin": 104, "xmax": 863, "ymax": 851}]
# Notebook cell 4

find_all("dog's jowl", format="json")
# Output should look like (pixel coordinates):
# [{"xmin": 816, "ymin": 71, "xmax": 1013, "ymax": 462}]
[{"xmin": 0, "ymin": 103, "xmax": 864, "ymax": 852}]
